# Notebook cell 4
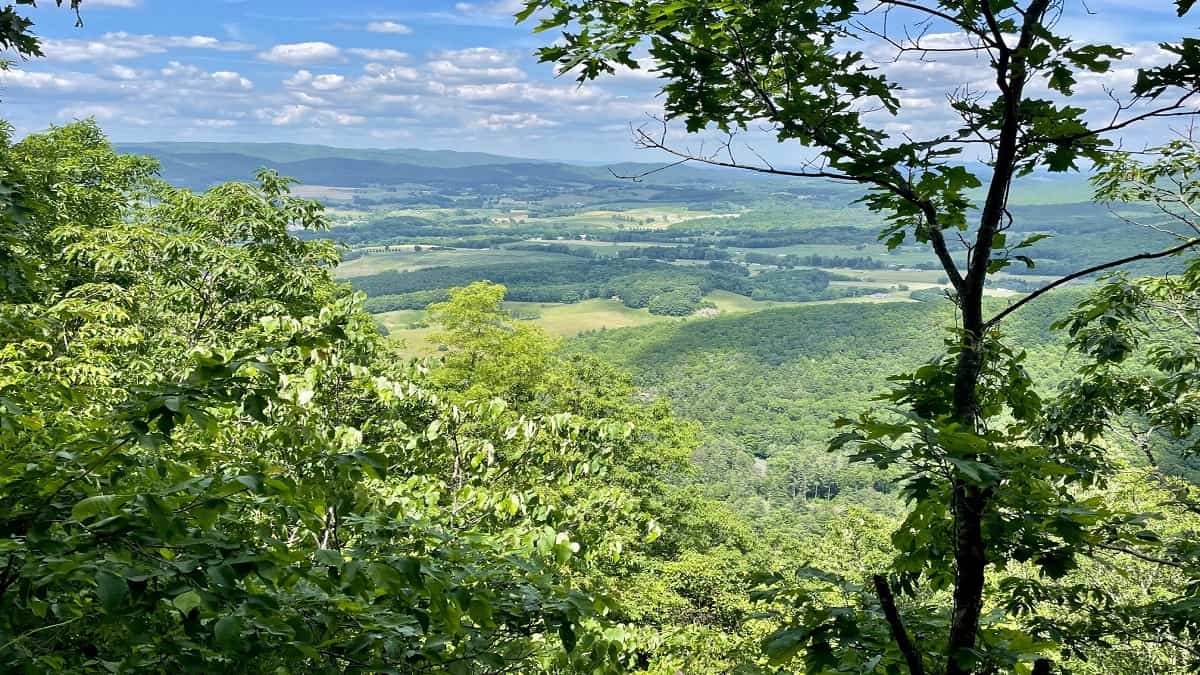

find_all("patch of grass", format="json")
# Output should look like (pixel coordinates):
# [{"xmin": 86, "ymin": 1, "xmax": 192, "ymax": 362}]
[
  {"xmin": 375, "ymin": 290, "xmax": 912, "ymax": 357},
  {"xmin": 514, "ymin": 300, "xmax": 671, "ymax": 335},
  {"xmin": 337, "ymin": 248, "xmax": 575, "ymax": 278},
  {"xmin": 705, "ymin": 290, "xmax": 799, "ymax": 313},
  {"xmin": 374, "ymin": 311, "xmax": 437, "ymax": 357}
]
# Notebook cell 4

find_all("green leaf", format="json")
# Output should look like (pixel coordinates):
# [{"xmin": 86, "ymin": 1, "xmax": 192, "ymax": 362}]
[
  {"xmin": 1014, "ymin": 233, "xmax": 1051, "ymax": 250},
  {"xmin": 95, "ymin": 571, "xmax": 128, "ymax": 613},
  {"xmin": 173, "ymin": 590, "xmax": 203, "ymax": 615},
  {"xmin": 214, "ymin": 615, "xmax": 243, "ymax": 650},
  {"xmin": 468, "ymin": 597, "xmax": 494, "ymax": 626},
  {"xmin": 72, "ymin": 494, "xmax": 129, "ymax": 521},
  {"xmin": 763, "ymin": 628, "xmax": 807, "ymax": 664},
  {"xmin": 1133, "ymin": 530, "xmax": 1162, "ymax": 543},
  {"xmin": 558, "ymin": 621, "xmax": 577, "ymax": 653}
]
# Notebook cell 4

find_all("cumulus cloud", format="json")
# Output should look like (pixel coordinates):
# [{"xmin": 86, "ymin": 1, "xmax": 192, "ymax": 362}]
[
  {"xmin": 259, "ymin": 42, "xmax": 342, "ymax": 65},
  {"xmin": 58, "ymin": 103, "xmax": 121, "ymax": 120},
  {"xmin": 311, "ymin": 74, "xmax": 346, "ymax": 91},
  {"xmin": 106, "ymin": 64, "xmax": 139, "ymax": 80},
  {"xmin": 426, "ymin": 47, "xmax": 526, "ymax": 82},
  {"xmin": 346, "ymin": 48, "xmax": 409, "ymax": 62},
  {"xmin": 254, "ymin": 104, "xmax": 366, "ymax": 127},
  {"xmin": 161, "ymin": 61, "xmax": 253, "ymax": 91},
  {"xmin": 194, "ymin": 118, "xmax": 238, "ymax": 128},
  {"xmin": 455, "ymin": 0, "xmax": 525, "ymax": 16},
  {"xmin": 473, "ymin": 112, "xmax": 558, "ymax": 130},
  {"xmin": 43, "ymin": 32, "xmax": 254, "ymax": 62},
  {"xmin": 366, "ymin": 21, "xmax": 412, "ymax": 34},
  {"xmin": 0, "ymin": 69, "xmax": 97, "ymax": 92}
]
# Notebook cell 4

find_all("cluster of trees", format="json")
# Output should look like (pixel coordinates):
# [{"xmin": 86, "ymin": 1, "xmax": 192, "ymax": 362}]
[
  {"xmin": 0, "ymin": 121, "xmax": 826, "ymax": 673},
  {"xmin": 524, "ymin": 0, "xmax": 1200, "ymax": 673},
  {"xmin": 600, "ymin": 225, "xmax": 876, "ymax": 247},
  {"xmin": 354, "ymin": 257, "xmax": 888, "ymax": 315},
  {"xmin": 4, "ymin": 123, "xmax": 621, "ymax": 671},
  {"xmin": 508, "ymin": 241, "xmax": 599, "ymax": 258},
  {"xmin": 744, "ymin": 252, "xmax": 886, "ymax": 270},
  {"xmin": 617, "ymin": 245, "xmax": 731, "ymax": 261},
  {"xmin": 351, "ymin": 259, "xmax": 753, "ymax": 314},
  {"xmin": 749, "ymin": 269, "xmax": 885, "ymax": 302},
  {"xmin": 7, "ymin": 1, "xmax": 1200, "ymax": 673}
]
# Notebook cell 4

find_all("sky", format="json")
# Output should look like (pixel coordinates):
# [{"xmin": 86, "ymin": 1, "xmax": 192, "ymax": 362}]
[{"xmin": 0, "ymin": 0, "xmax": 1194, "ymax": 163}]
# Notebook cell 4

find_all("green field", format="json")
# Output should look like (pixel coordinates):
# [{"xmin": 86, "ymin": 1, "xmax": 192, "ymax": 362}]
[
  {"xmin": 375, "ymin": 298, "xmax": 674, "ymax": 356},
  {"xmin": 338, "ymin": 248, "xmax": 575, "ymax": 277},
  {"xmin": 374, "ymin": 290, "xmax": 927, "ymax": 357}
]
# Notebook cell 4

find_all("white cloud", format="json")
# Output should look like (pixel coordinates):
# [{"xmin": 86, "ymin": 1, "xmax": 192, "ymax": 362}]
[
  {"xmin": 427, "ymin": 60, "xmax": 525, "ymax": 82},
  {"xmin": 284, "ymin": 70, "xmax": 314, "ymax": 87},
  {"xmin": 473, "ymin": 112, "xmax": 558, "ymax": 130},
  {"xmin": 194, "ymin": 119, "xmax": 238, "ymax": 128},
  {"xmin": 161, "ymin": 61, "xmax": 253, "ymax": 91},
  {"xmin": 107, "ymin": 64, "xmax": 139, "ymax": 80},
  {"xmin": 0, "ymin": 69, "xmax": 95, "ymax": 92},
  {"xmin": 311, "ymin": 74, "xmax": 346, "ymax": 91},
  {"xmin": 433, "ymin": 47, "xmax": 517, "ymax": 69},
  {"xmin": 356, "ymin": 63, "xmax": 423, "ymax": 89},
  {"xmin": 366, "ymin": 21, "xmax": 412, "ymax": 34},
  {"xmin": 43, "ymin": 32, "xmax": 254, "ymax": 62},
  {"xmin": 254, "ymin": 105, "xmax": 365, "ymax": 127},
  {"xmin": 259, "ymin": 42, "xmax": 342, "ymax": 65},
  {"xmin": 456, "ymin": 0, "xmax": 524, "ymax": 16},
  {"xmin": 425, "ymin": 47, "xmax": 526, "ymax": 82},
  {"xmin": 58, "ymin": 104, "xmax": 121, "ymax": 120},
  {"xmin": 347, "ymin": 48, "xmax": 409, "ymax": 62}
]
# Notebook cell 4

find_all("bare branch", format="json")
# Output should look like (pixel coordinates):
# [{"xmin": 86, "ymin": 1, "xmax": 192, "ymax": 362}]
[
  {"xmin": 985, "ymin": 237, "xmax": 1200, "ymax": 327},
  {"xmin": 1095, "ymin": 542, "xmax": 1189, "ymax": 570},
  {"xmin": 867, "ymin": 0, "xmax": 998, "ymax": 47}
]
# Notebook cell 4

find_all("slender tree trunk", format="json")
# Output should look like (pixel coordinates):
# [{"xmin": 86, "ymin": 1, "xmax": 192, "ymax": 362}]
[
  {"xmin": 942, "ymin": 4, "xmax": 1052, "ymax": 669},
  {"xmin": 945, "ymin": 306, "xmax": 989, "ymax": 675}
]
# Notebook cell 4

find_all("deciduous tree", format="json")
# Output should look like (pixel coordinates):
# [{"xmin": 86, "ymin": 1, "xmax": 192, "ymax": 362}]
[{"xmin": 519, "ymin": 1, "xmax": 1200, "ymax": 671}]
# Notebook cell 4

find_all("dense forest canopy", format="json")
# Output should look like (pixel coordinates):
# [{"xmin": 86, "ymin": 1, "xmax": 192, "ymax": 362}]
[{"xmin": 0, "ymin": 1, "xmax": 1199, "ymax": 674}]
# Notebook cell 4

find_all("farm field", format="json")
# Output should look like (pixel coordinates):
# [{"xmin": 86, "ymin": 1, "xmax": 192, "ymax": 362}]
[
  {"xmin": 373, "ymin": 289, "xmax": 932, "ymax": 357},
  {"xmin": 337, "ymin": 248, "xmax": 576, "ymax": 277}
]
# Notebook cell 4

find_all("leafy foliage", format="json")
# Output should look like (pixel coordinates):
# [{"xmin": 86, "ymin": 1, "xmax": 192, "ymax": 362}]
[
  {"xmin": 519, "ymin": 0, "xmax": 1200, "ymax": 672},
  {"xmin": 0, "ymin": 123, "xmax": 652, "ymax": 673}
]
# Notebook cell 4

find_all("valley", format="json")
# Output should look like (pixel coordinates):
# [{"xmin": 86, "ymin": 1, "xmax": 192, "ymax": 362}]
[
  {"xmin": 124, "ymin": 140, "xmax": 1198, "ymax": 520},
  {"xmin": 7, "ymin": 2, "xmax": 1200, "ymax": 671}
]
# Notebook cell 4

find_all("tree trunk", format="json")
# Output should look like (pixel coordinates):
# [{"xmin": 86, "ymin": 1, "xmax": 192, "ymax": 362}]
[{"xmin": 945, "ymin": 304, "xmax": 989, "ymax": 675}]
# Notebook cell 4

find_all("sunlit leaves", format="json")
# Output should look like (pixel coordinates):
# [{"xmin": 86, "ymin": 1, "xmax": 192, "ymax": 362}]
[{"xmin": 0, "ymin": 123, "xmax": 634, "ymax": 673}]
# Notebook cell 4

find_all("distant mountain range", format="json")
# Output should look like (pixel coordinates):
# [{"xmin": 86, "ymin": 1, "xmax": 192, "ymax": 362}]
[
  {"xmin": 116, "ymin": 141, "xmax": 1096, "ymax": 206},
  {"xmin": 116, "ymin": 141, "xmax": 740, "ymax": 192}
]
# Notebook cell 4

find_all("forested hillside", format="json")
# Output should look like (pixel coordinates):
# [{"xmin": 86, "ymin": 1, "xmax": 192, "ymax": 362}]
[
  {"xmin": 572, "ymin": 294, "xmax": 1089, "ymax": 515},
  {"xmin": 4, "ymin": 1, "xmax": 1200, "ymax": 674}
]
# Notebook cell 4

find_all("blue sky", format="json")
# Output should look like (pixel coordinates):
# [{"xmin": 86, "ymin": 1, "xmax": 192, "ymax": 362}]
[{"xmin": 0, "ymin": 1, "xmax": 1194, "ymax": 162}]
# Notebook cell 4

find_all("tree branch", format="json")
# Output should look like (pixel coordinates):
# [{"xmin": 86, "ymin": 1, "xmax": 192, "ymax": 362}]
[
  {"xmin": 870, "ymin": 0, "xmax": 998, "ymax": 47},
  {"xmin": 873, "ymin": 574, "xmax": 927, "ymax": 675},
  {"xmin": 1033, "ymin": 90, "xmax": 1200, "ymax": 146},
  {"xmin": 628, "ymin": 124, "xmax": 862, "ymax": 183},
  {"xmin": 1095, "ymin": 542, "xmax": 1189, "ymax": 570},
  {"xmin": 985, "ymin": 238, "xmax": 1200, "ymax": 328}
]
